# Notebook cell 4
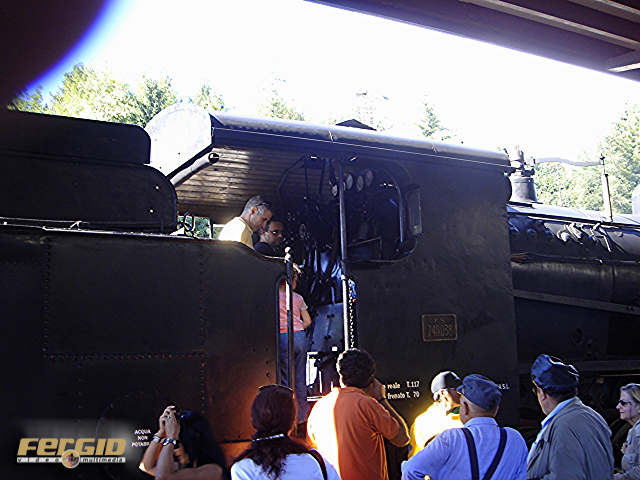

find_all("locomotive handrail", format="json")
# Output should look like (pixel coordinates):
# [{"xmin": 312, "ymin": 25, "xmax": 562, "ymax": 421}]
[{"xmin": 508, "ymin": 207, "xmax": 640, "ymax": 229}]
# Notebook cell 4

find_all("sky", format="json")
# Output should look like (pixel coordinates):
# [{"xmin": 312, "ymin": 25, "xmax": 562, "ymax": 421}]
[{"xmin": 30, "ymin": 0, "xmax": 640, "ymax": 162}]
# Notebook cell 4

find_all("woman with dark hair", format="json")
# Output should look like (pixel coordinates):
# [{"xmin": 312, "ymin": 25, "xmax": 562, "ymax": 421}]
[
  {"xmin": 140, "ymin": 405, "xmax": 229, "ymax": 479},
  {"xmin": 231, "ymin": 385, "xmax": 340, "ymax": 479}
]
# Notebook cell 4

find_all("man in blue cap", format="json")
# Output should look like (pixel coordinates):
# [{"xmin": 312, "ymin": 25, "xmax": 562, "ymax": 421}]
[
  {"xmin": 402, "ymin": 374, "xmax": 528, "ymax": 479},
  {"xmin": 527, "ymin": 354, "xmax": 613, "ymax": 479}
]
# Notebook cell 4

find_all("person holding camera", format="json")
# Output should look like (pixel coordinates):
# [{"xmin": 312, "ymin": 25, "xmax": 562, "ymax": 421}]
[{"xmin": 140, "ymin": 405, "xmax": 228, "ymax": 479}]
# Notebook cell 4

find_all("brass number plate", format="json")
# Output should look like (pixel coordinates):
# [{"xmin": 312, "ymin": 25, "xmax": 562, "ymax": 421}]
[{"xmin": 422, "ymin": 314, "xmax": 457, "ymax": 342}]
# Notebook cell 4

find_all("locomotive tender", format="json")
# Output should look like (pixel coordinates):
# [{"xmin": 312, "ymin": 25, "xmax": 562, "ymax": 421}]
[{"xmin": 2, "ymin": 105, "xmax": 638, "ymax": 478}]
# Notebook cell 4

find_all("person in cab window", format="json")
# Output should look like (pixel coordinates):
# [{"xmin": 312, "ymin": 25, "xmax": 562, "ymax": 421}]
[
  {"xmin": 219, "ymin": 196, "xmax": 273, "ymax": 248},
  {"xmin": 254, "ymin": 218, "xmax": 284, "ymax": 256}
]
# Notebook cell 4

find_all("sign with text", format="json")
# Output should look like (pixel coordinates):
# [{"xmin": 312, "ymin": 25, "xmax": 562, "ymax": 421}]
[{"xmin": 422, "ymin": 314, "xmax": 457, "ymax": 342}]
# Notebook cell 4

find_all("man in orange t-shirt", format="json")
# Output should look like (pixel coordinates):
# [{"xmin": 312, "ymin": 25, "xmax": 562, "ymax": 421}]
[{"xmin": 307, "ymin": 349, "xmax": 410, "ymax": 480}]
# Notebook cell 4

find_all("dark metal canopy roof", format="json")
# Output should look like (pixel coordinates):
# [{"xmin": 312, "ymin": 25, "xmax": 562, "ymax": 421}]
[
  {"xmin": 145, "ymin": 104, "xmax": 510, "ymax": 223},
  {"xmin": 307, "ymin": 0, "xmax": 640, "ymax": 82}
]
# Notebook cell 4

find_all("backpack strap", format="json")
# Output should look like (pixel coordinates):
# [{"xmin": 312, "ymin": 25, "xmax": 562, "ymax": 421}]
[
  {"xmin": 462, "ymin": 428, "xmax": 480, "ymax": 480},
  {"xmin": 309, "ymin": 449, "xmax": 328, "ymax": 480}
]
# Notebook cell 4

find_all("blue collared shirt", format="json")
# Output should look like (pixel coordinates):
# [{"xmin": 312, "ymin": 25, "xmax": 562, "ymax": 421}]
[
  {"xmin": 527, "ymin": 398, "xmax": 572, "ymax": 463},
  {"xmin": 401, "ymin": 417, "xmax": 528, "ymax": 480}
]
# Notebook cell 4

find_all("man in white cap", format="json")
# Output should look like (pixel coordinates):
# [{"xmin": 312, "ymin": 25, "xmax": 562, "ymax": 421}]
[
  {"xmin": 527, "ymin": 354, "xmax": 613, "ymax": 480},
  {"xmin": 402, "ymin": 374, "xmax": 528, "ymax": 480},
  {"xmin": 409, "ymin": 371, "xmax": 463, "ymax": 458}
]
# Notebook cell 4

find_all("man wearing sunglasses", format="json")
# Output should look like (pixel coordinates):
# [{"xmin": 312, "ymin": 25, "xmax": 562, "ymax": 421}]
[
  {"xmin": 254, "ymin": 218, "xmax": 284, "ymax": 256},
  {"xmin": 527, "ymin": 354, "xmax": 613, "ymax": 480},
  {"xmin": 219, "ymin": 196, "xmax": 273, "ymax": 248}
]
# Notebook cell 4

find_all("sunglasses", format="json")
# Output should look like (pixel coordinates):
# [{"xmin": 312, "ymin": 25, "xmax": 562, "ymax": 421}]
[
  {"xmin": 618, "ymin": 399, "xmax": 637, "ymax": 406},
  {"xmin": 259, "ymin": 384, "xmax": 293, "ymax": 394},
  {"xmin": 255, "ymin": 202, "xmax": 272, "ymax": 211},
  {"xmin": 532, "ymin": 384, "xmax": 540, "ymax": 396}
]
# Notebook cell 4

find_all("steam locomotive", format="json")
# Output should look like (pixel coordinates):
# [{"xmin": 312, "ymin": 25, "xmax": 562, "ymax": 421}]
[{"xmin": 2, "ymin": 104, "xmax": 638, "ymax": 478}]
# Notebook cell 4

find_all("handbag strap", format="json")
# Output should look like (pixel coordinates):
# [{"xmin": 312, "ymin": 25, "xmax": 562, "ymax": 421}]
[
  {"xmin": 462, "ymin": 427, "xmax": 507, "ymax": 480},
  {"xmin": 309, "ymin": 449, "xmax": 328, "ymax": 480}
]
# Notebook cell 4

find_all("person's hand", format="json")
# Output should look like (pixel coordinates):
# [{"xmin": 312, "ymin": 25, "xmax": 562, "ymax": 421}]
[
  {"xmin": 165, "ymin": 409, "xmax": 181, "ymax": 440},
  {"xmin": 622, "ymin": 441, "xmax": 628, "ymax": 454},
  {"xmin": 157, "ymin": 406, "xmax": 175, "ymax": 437},
  {"xmin": 367, "ymin": 378, "xmax": 386, "ymax": 401}
]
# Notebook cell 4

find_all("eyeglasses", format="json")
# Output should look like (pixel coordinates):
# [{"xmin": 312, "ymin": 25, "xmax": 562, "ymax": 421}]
[
  {"xmin": 255, "ymin": 202, "xmax": 272, "ymax": 212},
  {"xmin": 267, "ymin": 230, "xmax": 282, "ymax": 235},
  {"xmin": 618, "ymin": 399, "xmax": 637, "ymax": 406},
  {"xmin": 532, "ymin": 384, "xmax": 540, "ymax": 396}
]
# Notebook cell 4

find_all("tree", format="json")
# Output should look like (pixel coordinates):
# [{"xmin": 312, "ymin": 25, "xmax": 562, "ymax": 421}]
[
  {"xmin": 534, "ymin": 104, "xmax": 640, "ymax": 214},
  {"xmin": 189, "ymin": 82, "xmax": 225, "ymax": 111},
  {"xmin": 10, "ymin": 86, "xmax": 47, "ymax": 113},
  {"xmin": 534, "ymin": 163, "xmax": 575, "ymax": 207},
  {"xmin": 47, "ymin": 64, "xmax": 138, "ymax": 123},
  {"xmin": 10, "ymin": 63, "xmax": 183, "ymax": 128},
  {"xmin": 598, "ymin": 104, "xmax": 640, "ymax": 213},
  {"xmin": 259, "ymin": 89, "xmax": 306, "ymax": 121},
  {"xmin": 416, "ymin": 98, "xmax": 450, "ymax": 140},
  {"xmin": 329, "ymin": 90, "xmax": 392, "ymax": 131},
  {"xmin": 129, "ymin": 75, "xmax": 179, "ymax": 127}
]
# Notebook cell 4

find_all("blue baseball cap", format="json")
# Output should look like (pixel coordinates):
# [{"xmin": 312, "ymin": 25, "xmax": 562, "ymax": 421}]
[
  {"xmin": 531, "ymin": 354, "xmax": 579, "ymax": 394},
  {"xmin": 456, "ymin": 374, "xmax": 501, "ymax": 410}
]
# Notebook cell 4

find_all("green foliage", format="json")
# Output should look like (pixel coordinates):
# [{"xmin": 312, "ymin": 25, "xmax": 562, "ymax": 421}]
[
  {"xmin": 129, "ymin": 75, "xmax": 179, "ymax": 127},
  {"xmin": 189, "ymin": 82, "xmax": 225, "ymax": 111},
  {"xmin": 10, "ymin": 86, "xmax": 47, "ymax": 113},
  {"xmin": 533, "ymin": 104, "xmax": 640, "ymax": 214},
  {"xmin": 10, "ymin": 63, "xmax": 212, "ymax": 128},
  {"xmin": 48, "ymin": 64, "xmax": 139, "ymax": 123},
  {"xmin": 259, "ymin": 89, "xmax": 306, "ymax": 121},
  {"xmin": 178, "ymin": 215, "xmax": 212, "ymax": 238},
  {"xmin": 598, "ymin": 104, "xmax": 640, "ymax": 214},
  {"xmin": 534, "ymin": 163, "xmax": 575, "ymax": 207},
  {"xmin": 416, "ymin": 98, "xmax": 449, "ymax": 140}
]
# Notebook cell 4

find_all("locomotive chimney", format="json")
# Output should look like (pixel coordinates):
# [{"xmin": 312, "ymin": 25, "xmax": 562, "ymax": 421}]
[{"xmin": 508, "ymin": 146, "xmax": 538, "ymax": 204}]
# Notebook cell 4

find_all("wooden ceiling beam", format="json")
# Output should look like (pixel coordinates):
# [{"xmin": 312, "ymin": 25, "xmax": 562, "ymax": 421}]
[
  {"xmin": 566, "ymin": 0, "xmax": 640, "ymax": 23},
  {"xmin": 458, "ymin": 0, "xmax": 640, "ymax": 49}
]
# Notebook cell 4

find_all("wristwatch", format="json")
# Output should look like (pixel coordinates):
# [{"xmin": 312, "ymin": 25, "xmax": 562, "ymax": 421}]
[{"xmin": 162, "ymin": 438, "xmax": 179, "ymax": 446}]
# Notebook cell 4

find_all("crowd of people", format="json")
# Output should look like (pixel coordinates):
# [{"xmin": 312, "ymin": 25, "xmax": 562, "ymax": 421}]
[
  {"xmin": 144, "ymin": 197, "xmax": 640, "ymax": 479},
  {"xmin": 141, "ymin": 350, "xmax": 640, "ymax": 480}
]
